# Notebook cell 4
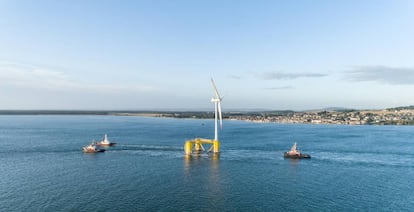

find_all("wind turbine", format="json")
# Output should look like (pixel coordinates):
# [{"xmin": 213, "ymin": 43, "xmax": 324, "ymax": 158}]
[
  {"xmin": 183, "ymin": 79, "xmax": 224, "ymax": 155},
  {"xmin": 211, "ymin": 78, "xmax": 223, "ymax": 141}
]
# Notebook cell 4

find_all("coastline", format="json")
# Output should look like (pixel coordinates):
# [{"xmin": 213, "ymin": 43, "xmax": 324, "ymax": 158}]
[{"xmin": 1, "ymin": 108, "xmax": 414, "ymax": 125}]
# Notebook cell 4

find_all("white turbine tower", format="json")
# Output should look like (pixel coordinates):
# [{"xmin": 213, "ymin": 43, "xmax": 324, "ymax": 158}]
[{"xmin": 211, "ymin": 78, "xmax": 223, "ymax": 141}]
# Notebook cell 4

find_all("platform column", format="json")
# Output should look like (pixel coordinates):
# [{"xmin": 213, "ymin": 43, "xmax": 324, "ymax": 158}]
[
  {"xmin": 213, "ymin": 140, "xmax": 220, "ymax": 153},
  {"xmin": 184, "ymin": 141, "xmax": 193, "ymax": 155}
]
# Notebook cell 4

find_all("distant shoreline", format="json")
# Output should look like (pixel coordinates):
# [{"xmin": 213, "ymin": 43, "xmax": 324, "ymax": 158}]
[
  {"xmin": 0, "ymin": 110, "xmax": 113, "ymax": 115},
  {"xmin": 0, "ymin": 110, "xmax": 171, "ymax": 115},
  {"xmin": 1, "ymin": 108, "xmax": 414, "ymax": 125}
]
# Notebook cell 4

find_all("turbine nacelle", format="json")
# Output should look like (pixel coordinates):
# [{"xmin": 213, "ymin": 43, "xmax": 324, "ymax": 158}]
[{"xmin": 211, "ymin": 98, "xmax": 221, "ymax": 102}]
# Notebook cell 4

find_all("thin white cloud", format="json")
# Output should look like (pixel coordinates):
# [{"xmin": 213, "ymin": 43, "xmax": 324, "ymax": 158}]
[
  {"xmin": 31, "ymin": 68, "xmax": 68, "ymax": 80},
  {"xmin": 258, "ymin": 72, "xmax": 327, "ymax": 80},
  {"xmin": 344, "ymin": 66, "xmax": 414, "ymax": 85},
  {"xmin": 0, "ymin": 61, "xmax": 158, "ymax": 93},
  {"xmin": 264, "ymin": 86, "xmax": 295, "ymax": 90},
  {"xmin": 0, "ymin": 63, "xmax": 67, "ymax": 87}
]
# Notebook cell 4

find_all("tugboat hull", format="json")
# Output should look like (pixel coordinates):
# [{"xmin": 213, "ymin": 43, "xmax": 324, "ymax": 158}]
[
  {"xmin": 284, "ymin": 152, "xmax": 311, "ymax": 159},
  {"xmin": 83, "ymin": 149, "xmax": 106, "ymax": 153},
  {"xmin": 96, "ymin": 143, "xmax": 116, "ymax": 146}
]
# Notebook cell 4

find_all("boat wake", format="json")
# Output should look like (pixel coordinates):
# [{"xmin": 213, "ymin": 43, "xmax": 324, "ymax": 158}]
[
  {"xmin": 0, "ymin": 148, "xmax": 83, "ymax": 155},
  {"xmin": 114, "ymin": 144, "xmax": 183, "ymax": 152},
  {"xmin": 219, "ymin": 149, "xmax": 285, "ymax": 163},
  {"xmin": 315, "ymin": 151, "xmax": 414, "ymax": 168}
]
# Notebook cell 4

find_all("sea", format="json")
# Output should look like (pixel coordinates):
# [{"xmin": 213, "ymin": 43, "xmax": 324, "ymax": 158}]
[{"xmin": 1, "ymin": 115, "xmax": 414, "ymax": 211}]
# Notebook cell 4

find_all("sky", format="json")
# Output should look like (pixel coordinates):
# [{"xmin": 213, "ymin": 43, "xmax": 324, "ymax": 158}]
[{"xmin": 1, "ymin": 0, "xmax": 414, "ymax": 111}]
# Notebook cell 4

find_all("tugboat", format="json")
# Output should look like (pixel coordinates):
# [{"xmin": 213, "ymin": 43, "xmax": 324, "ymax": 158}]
[
  {"xmin": 284, "ymin": 142, "xmax": 311, "ymax": 159},
  {"xmin": 96, "ymin": 134, "xmax": 116, "ymax": 146},
  {"xmin": 83, "ymin": 142, "xmax": 106, "ymax": 153}
]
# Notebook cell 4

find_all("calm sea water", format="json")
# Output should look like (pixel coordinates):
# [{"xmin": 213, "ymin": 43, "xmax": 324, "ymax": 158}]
[{"xmin": 1, "ymin": 115, "xmax": 414, "ymax": 211}]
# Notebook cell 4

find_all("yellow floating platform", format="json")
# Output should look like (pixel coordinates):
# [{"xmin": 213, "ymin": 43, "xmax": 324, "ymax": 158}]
[{"xmin": 184, "ymin": 138, "xmax": 220, "ymax": 155}]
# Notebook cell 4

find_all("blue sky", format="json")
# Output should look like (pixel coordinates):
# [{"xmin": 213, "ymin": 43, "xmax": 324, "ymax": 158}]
[{"xmin": 1, "ymin": 0, "xmax": 413, "ymax": 110}]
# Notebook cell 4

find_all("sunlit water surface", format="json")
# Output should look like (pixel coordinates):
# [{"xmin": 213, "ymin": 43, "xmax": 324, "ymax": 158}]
[{"xmin": 1, "ymin": 115, "xmax": 413, "ymax": 211}]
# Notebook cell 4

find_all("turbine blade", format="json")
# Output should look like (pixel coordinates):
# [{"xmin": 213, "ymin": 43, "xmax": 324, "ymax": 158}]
[
  {"xmin": 218, "ymin": 102, "xmax": 223, "ymax": 129},
  {"xmin": 211, "ymin": 78, "xmax": 221, "ymax": 98}
]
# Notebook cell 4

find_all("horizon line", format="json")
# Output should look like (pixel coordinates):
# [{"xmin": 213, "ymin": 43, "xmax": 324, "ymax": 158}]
[{"xmin": 0, "ymin": 105, "xmax": 412, "ymax": 113}]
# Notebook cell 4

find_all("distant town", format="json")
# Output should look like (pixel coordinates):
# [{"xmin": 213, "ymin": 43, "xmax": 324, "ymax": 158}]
[
  {"xmin": 1, "ymin": 105, "xmax": 414, "ymax": 125},
  {"xmin": 226, "ymin": 108, "xmax": 414, "ymax": 125},
  {"xmin": 115, "ymin": 105, "xmax": 414, "ymax": 125}
]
